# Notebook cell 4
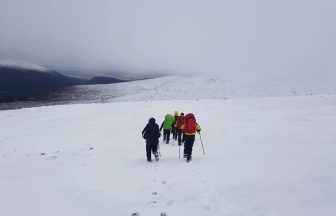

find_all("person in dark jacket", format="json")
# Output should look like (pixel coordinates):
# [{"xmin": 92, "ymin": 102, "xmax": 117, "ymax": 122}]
[{"xmin": 142, "ymin": 117, "xmax": 161, "ymax": 162}]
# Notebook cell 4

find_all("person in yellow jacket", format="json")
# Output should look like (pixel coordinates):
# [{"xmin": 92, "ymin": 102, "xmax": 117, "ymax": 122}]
[
  {"xmin": 180, "ymin": 113, "xmax": 201, "ymax": 162},
  {"xmin": 172, "ymin": 111, "xmax": 179, "ymax": 141}
]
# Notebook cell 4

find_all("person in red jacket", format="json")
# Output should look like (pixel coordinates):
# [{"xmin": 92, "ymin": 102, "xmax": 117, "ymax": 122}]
[{"xmin": 180, "ymin": 113, "xmax": 201, "ymax": 162}]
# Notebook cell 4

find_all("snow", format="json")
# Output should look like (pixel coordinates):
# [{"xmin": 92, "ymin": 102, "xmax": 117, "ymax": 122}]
[
  {"xmin": 0, "ymin": 59, "xmax": 49, "ymax": 72},
  {"xmin": 67, "ymin": 75, "xmax": 336, "ymax": 103},
  {"xmin": 1, "ymin": 95, "xmax": 336, "ymax": 216}
]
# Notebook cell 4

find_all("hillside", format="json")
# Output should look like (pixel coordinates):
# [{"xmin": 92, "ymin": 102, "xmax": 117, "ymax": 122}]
[
  {"xmin": 60, "ymin": 75, "xmax": 336, "ymax": 103},
  {"xmin": 1, "ymin": 95, "xmax": 335, "ymax": 216},
  {"xmin": 0, "ymin": 60, "xmax": 127, "ymax": 103},
  {"xmin": 0, "ymin": 66, "xmax": 85, "ymax": 102}
]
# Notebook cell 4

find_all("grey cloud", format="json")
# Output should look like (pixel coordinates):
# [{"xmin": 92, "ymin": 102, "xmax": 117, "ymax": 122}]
[{"xmin": 0, "ymin": 0, "xmax": 335, "ymax": 79}]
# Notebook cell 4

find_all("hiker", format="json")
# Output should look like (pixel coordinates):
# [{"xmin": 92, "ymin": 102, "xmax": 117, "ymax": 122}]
[
  {"xmin": 142, "ymin": 117, "xmax": 160, "ymax": 162},
  {"xmin": 181, "ymin": 113, "xmax": 201, "ymax": 162},
  {"xmin": 160, "ymin": 114, "xmax": 175, "ymax": 144},
  {"xmin": 177, "ymin": 112, "xmax": 185, "ymax": 146},
  {"xmin": 172, "ymin": 111, "xmax": 179, "ymax": 141}
]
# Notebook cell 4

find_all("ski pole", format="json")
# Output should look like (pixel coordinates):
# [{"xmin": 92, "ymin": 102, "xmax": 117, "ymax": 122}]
[
  {"xmin": 179, "ymin": 144, "xmax": 180, "ymax": 159},
  {"xmin": 199, "ymin": 132, "xmax": 205, "ymax": 155},
  {"xmin": 158, "ymin": 143, "xmax": 161, "ymax": 157},
  {"xmin": 172, "ymin": 129, "xmax": 175, "ymax": 146}
]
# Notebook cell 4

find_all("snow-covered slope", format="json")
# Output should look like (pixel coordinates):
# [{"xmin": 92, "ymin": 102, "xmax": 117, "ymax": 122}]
[
  {"xmin": 0, "ymin": 59, "xmax": 49, "ymax": 72},
  {"xmin": 63, "ymin": 75, "xmax": 336, "ymax": 103},
  {"xmin": 1, "ymin": 95, "xmax": 336, "ymax": 216}
]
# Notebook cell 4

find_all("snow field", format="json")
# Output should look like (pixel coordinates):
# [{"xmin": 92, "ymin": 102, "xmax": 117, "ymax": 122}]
[
  {"xmin": 0, "ymin": 95, "xmax": 336, "ymax": 216},
  {"xmin": 69, "ymin": 75, "xmax": 336, "ymax": 103}
]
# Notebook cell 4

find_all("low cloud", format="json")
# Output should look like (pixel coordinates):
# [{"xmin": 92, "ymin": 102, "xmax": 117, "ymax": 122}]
[{"xmin": 0, "ymin": 0, "xmax": 335, "ymax": 79}]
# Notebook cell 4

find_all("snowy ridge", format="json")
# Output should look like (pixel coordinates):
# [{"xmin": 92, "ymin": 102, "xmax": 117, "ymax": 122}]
[
  {"xmin": 68, "ymin": 75, "xmax": 336, "ymax": 103},
  {"xmin": 0, "ymin": 59, "xmax": 49, "ymax": 72},
  {"xmin": 1, "ymin": 95, "xmax": 336, "ymax": 215}
]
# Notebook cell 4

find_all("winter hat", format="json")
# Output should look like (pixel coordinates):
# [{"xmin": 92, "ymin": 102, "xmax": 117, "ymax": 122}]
[
  {"xmin": 174, "ymin": 111, "xmax": 179, "ymax": 116},
  {"xmin": 149, "ymin": 118, "xmax": 156, "ymax": 123},
  {"xmin": 180, "ymin": 112, "xmax": 184, "ymax": 116}
]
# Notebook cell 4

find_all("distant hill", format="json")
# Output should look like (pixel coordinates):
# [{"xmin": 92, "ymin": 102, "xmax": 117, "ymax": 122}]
[
  {"xmin": 0, "ymin": 66, "xmax": 86, "ymax": 102},
  {"xmin": 0, "ymin": 60, "xmax": 129, "ymax": 102},
  {"xmin": 86, "ymin": 76, "xmax": 126, "ymax": 85}
]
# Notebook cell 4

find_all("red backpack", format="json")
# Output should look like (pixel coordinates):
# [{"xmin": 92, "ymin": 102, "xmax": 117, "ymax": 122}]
[
  {"xmin": 184, "ymin": 113, "xmax": 196, "ymax": 133},
  {"xmin": 177, "ymin": 116, "xmax": 185, "ymax": 128}
]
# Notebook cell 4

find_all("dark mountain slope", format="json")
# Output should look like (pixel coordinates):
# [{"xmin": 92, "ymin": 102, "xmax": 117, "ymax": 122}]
[
  {"xmin": 86, "ymin": 76, "xmax": 126, "ymax": 85},
  {"xmin": 0, "ymin": 66, "xmax": 85, "ymax": 102}
]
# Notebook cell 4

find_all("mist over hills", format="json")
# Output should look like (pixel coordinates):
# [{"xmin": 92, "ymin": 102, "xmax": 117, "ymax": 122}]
[{"xmin": 1, "ymin": 57, "xmax": 335, "ymax": 108}]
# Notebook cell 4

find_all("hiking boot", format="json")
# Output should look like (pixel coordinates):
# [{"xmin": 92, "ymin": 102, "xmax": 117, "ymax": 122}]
[
  {"xmin": 147, "ymin": 159, "xmax": 152, "ymax": 162},
  {"xmin": 187, "ymin": 155, "xmax": 192, "ymax": 162},
  {"xmin": 154, "ymin": 152, "xmax": 159, "ymax": 161}
]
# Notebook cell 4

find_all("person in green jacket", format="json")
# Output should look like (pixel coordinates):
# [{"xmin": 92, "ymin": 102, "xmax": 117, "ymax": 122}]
[{"xmin": 160, "ymin": 114, "xmax": 175, "ymax": 144}]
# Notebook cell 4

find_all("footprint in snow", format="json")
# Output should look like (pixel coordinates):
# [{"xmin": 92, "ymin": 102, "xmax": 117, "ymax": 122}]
[
  {"xmin": 166, "ymin": 200, "xmax": 174, "ymax": 206},
  {"xmin": 204, "ymin": 205, "xmax": 211, "ymax": 211},
  {"xmin": 46, "ymin": 156, "xmax": 58, "ymax": 160},
  {"xmin": 152, "ymin": 192, "xmax": 158, "ymax": 195},
  {"xmin": 131, "ymin": 212, "xmax": 140, "ymax": 216}
]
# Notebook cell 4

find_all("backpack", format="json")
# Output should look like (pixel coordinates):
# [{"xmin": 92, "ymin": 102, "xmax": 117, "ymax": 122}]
[
  {"xmin": 173, "ymin": 116, "xmax": 179, "ymax": 128},
  {"xmin": 177, "ymin": 116, "xmax": 185, "ymax": 128},
  {"xmin": 184, "ymin": 113, "xmax": 196, "ymax": 133},
  {"xmin": 143, "ymin": 123, "xmax": 160, "ymax": 141},
  {"xmin": 163, "ymin": 114, "xmax": 175, "ymax": 130}
]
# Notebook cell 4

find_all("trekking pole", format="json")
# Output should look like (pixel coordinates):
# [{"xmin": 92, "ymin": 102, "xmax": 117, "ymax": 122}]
[
  {"xmin": 158, "ymin": 143, "xmax": 161, "ymax": 157},
  {"xmin": 179, "ymin": 145, "xmax": 180, "ymax": 159},
  {"xmin": 199, "ymin": 132, "xmax": 205, "ymax": 155}
]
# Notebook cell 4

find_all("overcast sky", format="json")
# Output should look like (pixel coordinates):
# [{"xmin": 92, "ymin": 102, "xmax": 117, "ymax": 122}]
[{"xmin": 0, "ymin": 0, "xmax": 335, "ymax": 78}]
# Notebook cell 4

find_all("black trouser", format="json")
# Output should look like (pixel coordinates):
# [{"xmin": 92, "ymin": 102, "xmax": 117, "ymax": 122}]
[
  {"xmin": 184, "ymin": 134, "xmax": 195, "ymax": 160},
  {"xmin": 163, "ymin": 129, "xmax": 170, "ymax": 143},
  {"xmin": 172, "ymin": 127, "xmax": 178, "ymax": 140},
  {"xmin": 146, "ymin": 144, "xmax": 158, "ymax": 161},
  {"xmin": 177, "ymin": 129, "xmax": 184, "ymax": 145}
]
